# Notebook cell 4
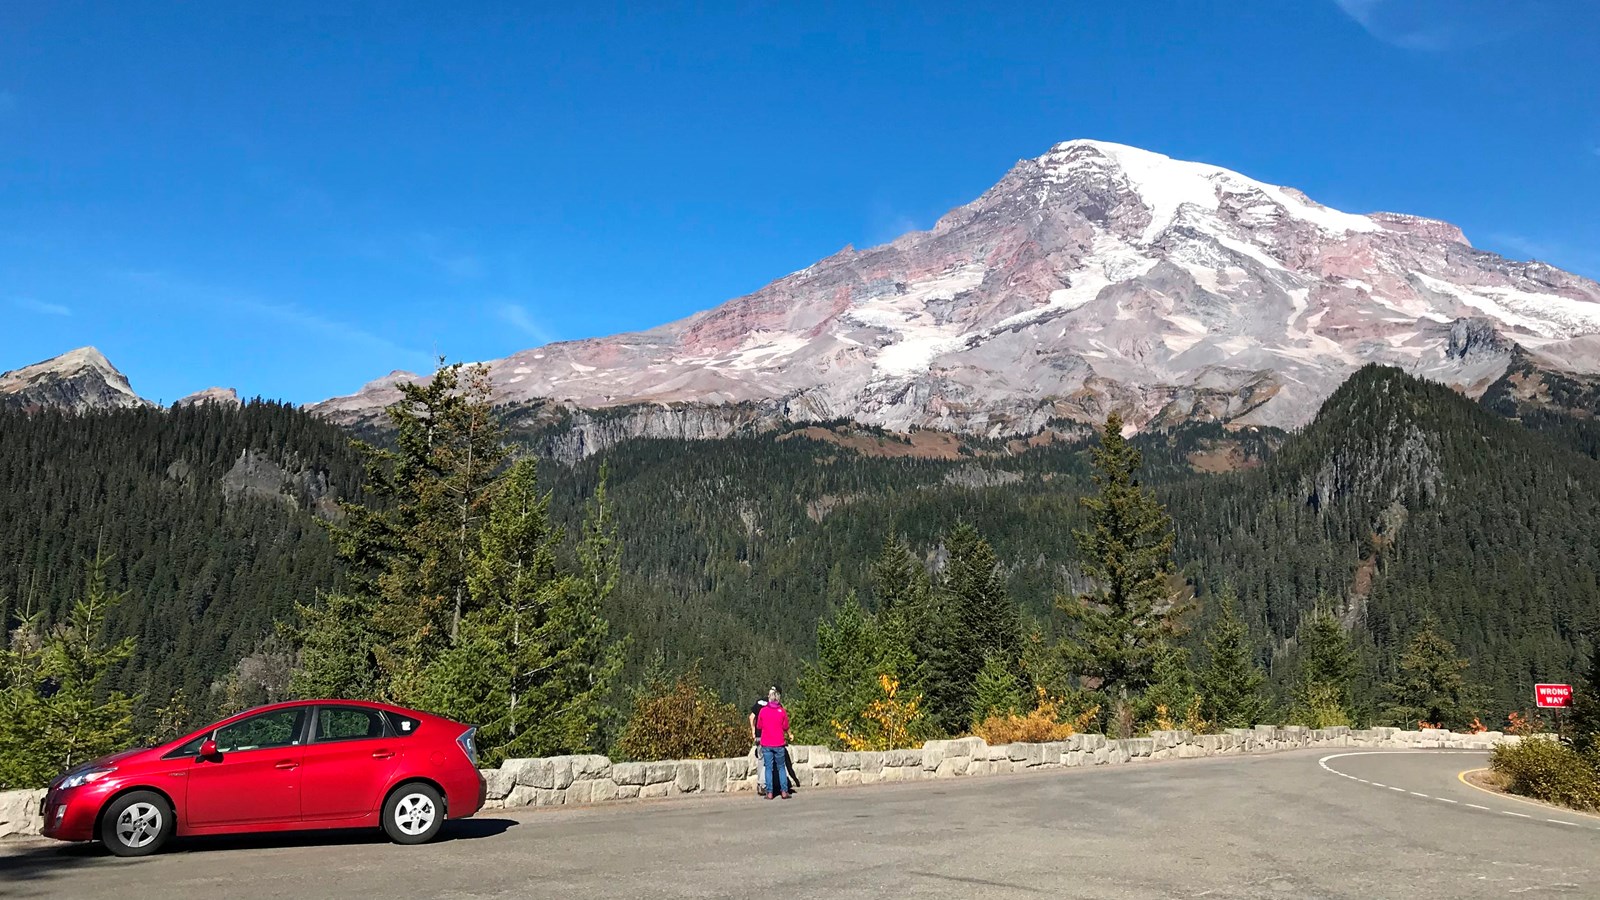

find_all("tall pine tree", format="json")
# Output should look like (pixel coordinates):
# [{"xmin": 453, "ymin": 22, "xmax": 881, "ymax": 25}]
[
  {"xmin": 1059, "ymin": 413, "xmax": 1180, "ymax": 711},
  {"xmin": 1292, "ymin": 606, "xmax": 1360, "ymax": 728},
  {"xmin": 1198, "ymin": 585, "xmax": 1269, "ymax": 729},
  {"xmin": 1379, "ymin": 616, "xmax": 1472, "ymax": 729}
]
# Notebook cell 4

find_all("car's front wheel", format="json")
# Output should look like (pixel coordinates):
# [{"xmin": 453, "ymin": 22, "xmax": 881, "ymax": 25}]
[
  {"xmin": 99, "ymin": 791, "xmax": 174, "ymax": 857},
  {"xmin": 382, "ymin": 783, "xmax": 445, "ymax": 845}
]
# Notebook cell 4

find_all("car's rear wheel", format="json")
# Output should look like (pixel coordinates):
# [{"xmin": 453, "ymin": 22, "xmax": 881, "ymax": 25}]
[
  {"xmin": 99, "ymin": 791, "xmax": 173, "ymax": 857},
  {"xmin": 382, "ymin": 783, "xmax": 445, "ymax": 845}
]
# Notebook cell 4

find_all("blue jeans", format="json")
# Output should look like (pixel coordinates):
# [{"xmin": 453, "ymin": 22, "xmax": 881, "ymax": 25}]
[{"xmin": 762, "ymin": 745, "xmax": 790, "ymax": 795}]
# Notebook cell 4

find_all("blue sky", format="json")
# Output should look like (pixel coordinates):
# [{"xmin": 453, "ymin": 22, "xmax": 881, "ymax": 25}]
[{"xmin": 3, "ymin": 0, "xmax": 1596, "ymax": 404}]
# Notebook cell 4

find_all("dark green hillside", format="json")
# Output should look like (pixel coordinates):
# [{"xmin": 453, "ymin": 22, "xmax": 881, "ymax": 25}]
[{"xmin": 0, "ymin": 401, "xmax": 366, "ymax": 723}]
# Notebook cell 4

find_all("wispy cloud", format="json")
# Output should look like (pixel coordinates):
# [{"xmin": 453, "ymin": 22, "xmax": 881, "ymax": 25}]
[
  {"xmin": 116, "ymin": 269, "xmax": 432, "ymax": 367},
  {"xmin": 1333, "ymin": 0, "xmax": 1545, "ymax": 51},
  {"xmin": 495, "ymin": 302, "xmax": 552, "ymax": 343},
  {"xmin": 12, "ymin": 297, "xmax": 71, "ymax": 316}
]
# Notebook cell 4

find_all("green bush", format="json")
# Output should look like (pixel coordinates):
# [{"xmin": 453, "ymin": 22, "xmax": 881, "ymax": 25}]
[{"xmin": 1490, "ymin": 737, "xmax": 1600, "ymax": 811}]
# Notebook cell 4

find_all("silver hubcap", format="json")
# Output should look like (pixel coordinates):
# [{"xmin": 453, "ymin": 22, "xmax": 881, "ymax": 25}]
[
  {"xmin": 393, "ymin": 793, "xmax": 436, "ymax": 836},
  {"xmin": 116, "ymin": 802, "xmax": 162, "ymax": 849}
]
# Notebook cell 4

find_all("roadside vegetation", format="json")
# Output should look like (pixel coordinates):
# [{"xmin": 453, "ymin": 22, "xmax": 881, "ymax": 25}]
[
  {"xmin": 1490, "ymin": 648, "xmax": 1600, "ymax": 811},
  {"xmin": 1, "ymin": 363, "xmax": 1590, "ymax": 787}
]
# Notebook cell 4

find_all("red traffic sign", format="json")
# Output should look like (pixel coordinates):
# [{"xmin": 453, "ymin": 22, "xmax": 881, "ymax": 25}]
[{"xmin": 1535, "ymin": 684, "xmax": 1573, "ymax": 709}]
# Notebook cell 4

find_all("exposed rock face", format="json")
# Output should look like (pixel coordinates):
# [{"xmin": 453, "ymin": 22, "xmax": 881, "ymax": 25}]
[
  {"xmin": 314, "ymin": 140, "xmax": 1600, "ymax": 437},
  {"xmin": 0, "ymin": 346, "xmax": 149, "ymax": 412},
  {"xmin": 220, "ymin": 448, "xmax": 337, "ymax": 518},
  {"xmin": 174, "ymin": 386, "xmax": 242, "ymax": 408}
]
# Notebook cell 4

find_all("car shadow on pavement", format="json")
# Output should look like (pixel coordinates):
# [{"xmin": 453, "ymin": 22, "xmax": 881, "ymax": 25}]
[{"xmin": 0, "ymin": 818, "xmax": 519, "ymax": 891}]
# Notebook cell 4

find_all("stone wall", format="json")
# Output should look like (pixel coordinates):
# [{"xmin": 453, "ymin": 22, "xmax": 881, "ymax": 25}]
[{"xmin": 0, "ymin": 726, "xmax": 1517, "ymax": 838}]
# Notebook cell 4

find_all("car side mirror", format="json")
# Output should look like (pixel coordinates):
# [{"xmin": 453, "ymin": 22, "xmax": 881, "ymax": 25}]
[{"xmin": 199, "ymin": 739, "xmax": 220, "ymax": 761}]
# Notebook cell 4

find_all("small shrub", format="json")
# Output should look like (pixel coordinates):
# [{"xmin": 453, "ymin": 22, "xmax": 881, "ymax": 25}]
[
  {"xmin": 614, "ymin": 666, "xmax": 746, "ymax": 761},
  {"xmin": 833, "ymin": 675, "xmax": 930, "ymax": 752},
  {"xmin": 1506, "ymin": 711, "xmax": 1542, "ymax": 736},
  {"xmin": 973, "ymin": 689, "xmax": 1100, "ymax": 744},
  {"xmin": 1490, "ymin": 737, "xmax": 1600, "ymax": 811}
]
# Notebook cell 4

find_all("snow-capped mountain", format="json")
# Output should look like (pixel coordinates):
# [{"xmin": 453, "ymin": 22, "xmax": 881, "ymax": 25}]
[
  {"xmin": 316, "ymin": 140, "xmax": 1600, "ymax": 435},
  {"xmin": 0, "ymin": 346, "xmax": 149, "ymax": 413}
]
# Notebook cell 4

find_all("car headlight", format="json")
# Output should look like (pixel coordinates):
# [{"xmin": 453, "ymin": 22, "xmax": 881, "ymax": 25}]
[{"xmin": 58, "ymin": 767, "xmax": 115, "ymax": 790}]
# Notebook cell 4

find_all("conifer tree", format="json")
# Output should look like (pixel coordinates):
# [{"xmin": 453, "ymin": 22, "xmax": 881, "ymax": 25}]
[
  {"xmin": 1568, "ymin": 642, "xmax": 1600, "ymax": 753},
  {"xmin": 0, "ymin": 552, "xmax": 137, "ymax": 788},
  {"xmin": 796, "ymin": 592, "xmax": 919, "ymax": 745},
  {"xmin": 1292, "ymin": 606, "xmax": 1359, "ymax": 728},
  {"xmin": 1199, "ymin": 585, "xmax": 1269, "ymax": 728},
  {"xmin": 915, "ymin": 522, "xmax": 1023, "ymax": 733},
  {"xmin": 970, "ymin": 654, "xmax": 1027, "ymax": 726},
  {"xmin": 1059, "ymin": 413, "xmax": 1180, "ymax": 709},
  {"xmin": 1379, "ymin": 616, "xmax": 1472, "ymax": 729},
  {"xmin": 420, "ymin": 458, "xmax": 624, "ymax": 762}
]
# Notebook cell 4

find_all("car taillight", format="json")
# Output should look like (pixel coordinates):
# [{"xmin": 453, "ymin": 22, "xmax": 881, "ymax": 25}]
[{"xmin": 457, "ymin": 727, "xmax": 479, "ymax": 766}]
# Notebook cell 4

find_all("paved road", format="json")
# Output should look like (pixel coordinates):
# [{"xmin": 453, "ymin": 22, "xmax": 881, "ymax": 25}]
[{"xmin": 2, "ymin": 749, "xmax": 1596, "ymax": 899}]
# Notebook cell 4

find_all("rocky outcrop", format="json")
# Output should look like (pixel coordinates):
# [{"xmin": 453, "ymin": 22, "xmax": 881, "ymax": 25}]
[
  {"xmin": 220, "ymin": 448, "xmax": 336, "ymax": 517},
  {"xmin": 0, "ymin": 789, "xmax": 43, "ymax": 838},
  {"xmin": 314, "ymin": 140, "xmax": 1600, "ymax": 440},
  {"xmin": 0, "ymin": 347, "xmax": 148, "ymax": 413},
  {"xmin": 174, "ymin": 387, "xmax": 241, "ymax": 408}
]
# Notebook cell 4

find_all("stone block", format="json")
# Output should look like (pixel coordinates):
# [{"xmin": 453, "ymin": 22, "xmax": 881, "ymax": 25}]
[
  {"xmin": 1063, "ymin": 751, "xmax": 1084, "ymax": 767},
  {"xmin": 858, "ymin": 752, "xmax": 884, "ymax": 775},
  {"xmin": 505, "ymin": 784, "xmax": 537, "ymax": 808},
  {"xmin": 809, "ymin": 748, "xmax": 834, "ymax": 769},
  {"xmin": 1152, "ymin": 748, "xmax": 1173, "ymax": 761},
  {"xmin": 1081, "ymin": 733, "xmax": 1107, "ymax": 751},
  {"xmin": 837, "ymin": 769, "xmax": 862, "ymax": 786},
  {"xmin": 885, "ymin": 748, "xmax": 923, "ymax": 767},
  {"xmin": 833, "ymin": 752, "xmax": 860, "ymax": 771},
  {"xmin": 789, "ymin": 745, "xmax": 811, "ymax": 765},
  {"xmin": 645, "ymin": 762, "xmax": 678, "ymax": 785},
  {"xmin": 612, "ymin": 762, "xmax": 647, "ymax": 786},
  {"xmin": 566, "ymin": 780, "xmax": 595, "ymax": 805},
  {"xmin": 616, "ymin": 784, "xmax": 641, "ymax": 800},
  {"xmin": 0, "ymin": 789, "xmax": 44, "ymax": 838},
  {"xmin": 674, "ymin": 762, "xmax": 702, "ymax": 794},
  {"xmin": 534, "ymin": 788, "xmax": 566, "ymax": 807},
  {"xmin": 483, "ymin": 768, "xmax": 516, "ymax": 801},
  {"xmin": 1125, "ymin": 738, "xmax": 1154, "ymax": 758},
  {"xmin": 935, "ymin": 756, "xmax": 970, "ymax": 778},
  {"xmin": 640, "ymin": 781, "xmax": 673, "ymax": 799},
  {"xmin": 1093, "ymin": 747, "xmax": 1110, "ymax": 765},
  {"xmin": 589, "ymin": 779, "xmax": 620, "ymax": 802},
  {"xmin": 698, "ymin": 759, "xmax": 730, "ymax": 793}
]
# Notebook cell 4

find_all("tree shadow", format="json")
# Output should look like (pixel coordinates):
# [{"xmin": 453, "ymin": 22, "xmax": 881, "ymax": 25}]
[{"xmin": 0, "ymin": 818, "xmax": 517, "ymax": 895}]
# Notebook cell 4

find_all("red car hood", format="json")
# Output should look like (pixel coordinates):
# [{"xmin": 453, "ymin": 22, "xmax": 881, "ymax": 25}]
[{"xmin": 52, "ymin": 746, "xmax": 153, "ymax": 786}]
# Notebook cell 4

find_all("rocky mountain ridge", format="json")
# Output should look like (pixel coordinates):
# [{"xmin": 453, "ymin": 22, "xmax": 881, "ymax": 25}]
[
  {"xmin": 0, "ymin": 346, "xmax": 148, "ymax": 413},
  {"xmin": 313, "ymin": 139, "xmax": 1600, "ymax": 439}
]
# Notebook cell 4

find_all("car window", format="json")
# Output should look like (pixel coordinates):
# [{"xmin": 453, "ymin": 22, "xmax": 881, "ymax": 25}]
[
  {"xmin": 316, "ymin": 706, "xmax": 388, "ymax": 742},
  {"xmin": 385, "ymin": 712, "xmax": 423, "ymax": 737},
  {"xmin": 163, "ymin": 733, "xmax": 210, "ymax": 759},
  {"xmin": 214, "ymin": 708, "xmax": 307, "ymax": 752}
]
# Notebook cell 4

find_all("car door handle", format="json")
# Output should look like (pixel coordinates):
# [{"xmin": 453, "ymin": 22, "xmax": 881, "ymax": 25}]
[
  {"xmin": 371, "ymin": 750, "xmax": 395, "ymax": 759},
  {"xmin": 275, "ymin": 760, "xmax": 300, "ymax": 770}
]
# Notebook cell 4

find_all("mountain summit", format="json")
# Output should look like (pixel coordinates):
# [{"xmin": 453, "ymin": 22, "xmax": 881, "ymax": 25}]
[
  {"xmin": 0, "ymin": 346, "xmax": 149, "ymax": 412},
  {"xmin": 316, "ymin": 140, "xmax": 1600, "ymax": 433}
]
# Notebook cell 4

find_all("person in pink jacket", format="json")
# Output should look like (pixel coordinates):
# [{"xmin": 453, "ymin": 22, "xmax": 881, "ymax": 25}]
[{"xmin": 755, "ymin": 686, "xmax": 793, "ymax": 799}]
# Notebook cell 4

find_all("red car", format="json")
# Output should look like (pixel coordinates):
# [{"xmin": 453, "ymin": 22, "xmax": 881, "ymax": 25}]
[{"xmin": 39, "ymin": 699, "xmax": 486, "ymax": 856}]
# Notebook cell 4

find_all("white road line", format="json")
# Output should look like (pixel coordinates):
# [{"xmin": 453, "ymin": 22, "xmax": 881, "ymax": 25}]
[
  {"xmin": 1409, "ymin": 792, "xmax": 1429, "ymax": 798},
  {"xmin": 1435, "ymin": 797, "xmax": 1458, "ymax": 804},
  {"xmin": 1466, "ymin": 803, "xmax": 1490, "ymax": 810},
  {"xmin": 1547, "ymin": 819, "xmax": 1581, "ymax": 827},
  {"xmin": 1371, "ymin": 782, "xmax": 1386, "ymax": 788},
  {"xmin": 1502, "ymin": 811, "xmax": 1533, "ymax": 819},
  {"xmin": 1388, "ymin": 786, "xmax": 1407, "ymax": 793}
]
